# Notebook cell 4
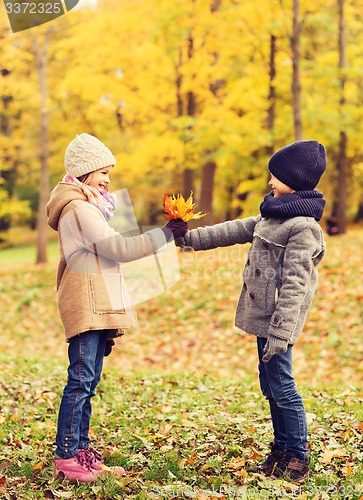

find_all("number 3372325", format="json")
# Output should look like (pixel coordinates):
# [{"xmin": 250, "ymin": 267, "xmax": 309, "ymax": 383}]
[{"xmin": 5, "ymin": 3, "xmax": 62, "ymax": 14}]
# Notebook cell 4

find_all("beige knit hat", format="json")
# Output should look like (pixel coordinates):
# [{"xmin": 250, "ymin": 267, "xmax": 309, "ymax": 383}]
[{"xmin": 64, "ymin": 133, "xmax": 116, "ymax": 177}]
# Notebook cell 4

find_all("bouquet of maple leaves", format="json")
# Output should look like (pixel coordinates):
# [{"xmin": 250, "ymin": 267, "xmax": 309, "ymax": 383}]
[{"xmin": 163, "ymin": 192, "xmax": 206, "ymax": 222}]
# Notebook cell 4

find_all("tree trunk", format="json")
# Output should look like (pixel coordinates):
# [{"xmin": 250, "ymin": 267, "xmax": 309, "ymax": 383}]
[
  {"xmin": 182, "ymin": 34, "xmax": 196, "ymax": 198},
  {"xmin": 197, "ymin": 0, "xmax": 222, "ymax": 222},
  {"xmin": 266, "ymin": 34, "xmax": 276, "ymax": 190},
  {"xmin": 176, "ymin": 48, "xmax": 184, "ymax": 117},
  {"xmin": 200, "ymin": 161, "xmax": 216, "ymax": 225},
  {"xmin": 183, "ymin": 168, "xmax": 194, "ymax": 199},
  {"xmin": 337, "ymin": 132, "xmax": 347, "ymax": 233},
  {"xmin": 266, "ymin": 34, "xmax": 276, "ymax": 155},
  {"xmin": 291, "ymin": 0, "xmax": 302, "ymax": 141},
  {"xmin": 336, "ymin": 0, "xmax": 347, "ymax": 234},
  {"xmin": 174, "ymin": 47, "xmax": 194, "ymax": 198},
  {"xmin": 0, "ymin": 73, "xmax": 12, "ymax": 233},
  {"xmin": 354, "ymin": 202, "xmax": 363, "ymax": 222},
  {"xmin": 33, "ymin": 31, "xmax": 51, "ymax": 264},
  {"xmin": 210, "ymin": 0, "xmax": 222, "ymax": 12}
]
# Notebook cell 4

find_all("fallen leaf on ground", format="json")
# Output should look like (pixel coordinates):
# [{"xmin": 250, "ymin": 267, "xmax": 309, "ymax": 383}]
[{"xmin": 320, "ymin": 448, "xmax": 348, "ymax": 464}]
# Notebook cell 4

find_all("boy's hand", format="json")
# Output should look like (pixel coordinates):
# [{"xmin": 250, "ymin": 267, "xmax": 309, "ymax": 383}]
[
  {"xmin": 262, "ymin": 335, "xmax": 288, "ymax": 363},
  {"xmin": 163, "ymin": 219, "xmax": 188, "ymax": 240}
]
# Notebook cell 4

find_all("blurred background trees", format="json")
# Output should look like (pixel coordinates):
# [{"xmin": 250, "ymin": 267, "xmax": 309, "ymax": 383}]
[{"xmin": 1, "ymin": 0, "xmax": 363, "ymax": 259}]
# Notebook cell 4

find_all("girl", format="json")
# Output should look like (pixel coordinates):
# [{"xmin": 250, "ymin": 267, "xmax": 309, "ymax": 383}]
[
  {"xmin": 47, "ymin": 133, "xmax": 169, "ymax": 482},
  {"xmin": 166, "ymin": 140, "xmax": 327, "ymax": 482}
]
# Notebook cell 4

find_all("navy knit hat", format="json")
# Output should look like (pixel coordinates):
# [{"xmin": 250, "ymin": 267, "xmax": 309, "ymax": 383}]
[{"xmin": 268, "ymin": 140, "xmax": 327, "ymax": 191}]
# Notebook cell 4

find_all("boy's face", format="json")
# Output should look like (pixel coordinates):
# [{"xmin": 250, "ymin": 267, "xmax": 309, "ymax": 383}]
[
  {"xmin": 268, "ymin": 173, "xmax": 295, "ymax": 197},
  {"xmin": 87, "ymin": 166, "xmax": 113, "ymax": 191}
]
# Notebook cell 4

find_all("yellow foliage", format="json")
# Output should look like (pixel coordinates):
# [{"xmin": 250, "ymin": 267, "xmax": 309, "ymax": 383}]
[
  {"xmin": 163, "ymin": 192, "xmax": 206, "ymax": 222},
  {"xmin": 0, "ymin": 0, "xmax": 363, "ymax": 226}
]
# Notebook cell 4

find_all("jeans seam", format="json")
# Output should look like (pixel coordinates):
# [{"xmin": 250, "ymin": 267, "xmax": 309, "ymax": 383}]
[
  {"xmin": 275, "ymin": 352, "xmax": 307, "ymax": 455},
  {"xmin": 259, "ymin": 339, "xmax": 286, "ymax": 447},
  {"xmin": 68, "ymin": 336, "xmax": 83, "ymax": 443}
]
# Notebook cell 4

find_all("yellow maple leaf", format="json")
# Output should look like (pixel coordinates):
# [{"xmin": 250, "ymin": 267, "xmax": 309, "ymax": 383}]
[
  {"xmin": 32, "ymin": 461, "xmax": 44, "ymax": 471},
  {"xmin": 227, "ymin": 456, "xmax": 245, "ymax": 469},
  {"xmin": 163, "ymin": 192, "xmax": 206, "ymax": 222},
  {"xmin": 320, "ymin": 448, "xmax": 348, "ymax": 464}
]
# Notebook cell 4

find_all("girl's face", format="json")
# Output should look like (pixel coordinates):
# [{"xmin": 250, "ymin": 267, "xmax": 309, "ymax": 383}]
[
  {"xmin": 87, "ymin": 166, "xmax": 113, "ymax": 191},
  {"xmin": 268, "ymin": 173, "xmax": 295, "ymax": 197}
]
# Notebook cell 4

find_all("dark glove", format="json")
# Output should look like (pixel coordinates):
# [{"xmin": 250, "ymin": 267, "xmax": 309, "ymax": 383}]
[
  {"xmin": 262, "ymin": 335, "xmax": 288, "ymax": 363},
  {"xmin": 162, "ymin": 218, "xmax": 188, "ymax": 241},
  {"xmin": 104, "ymin": 339, "xmax": 115, "ymax": 357}
]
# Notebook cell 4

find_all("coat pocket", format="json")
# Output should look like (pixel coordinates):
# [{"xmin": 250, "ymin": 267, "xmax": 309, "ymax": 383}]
[
  {"xmin": 265, "ymin": 280, "xmax": 278, "ymax": 315},
  {"xmin": 245, "ymin": 278, "xmax": 277, "ymax": 316},
  {"xmin": 89, "ymin": 274, "xmax": 126, "ymax": 314}
]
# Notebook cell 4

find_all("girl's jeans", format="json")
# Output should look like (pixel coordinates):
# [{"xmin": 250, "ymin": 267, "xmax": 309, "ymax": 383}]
[
  {"xmin": 55, "ymin": 330, "xmax": 108, "ymax": 458},
  {"xmin": 257, "ymin": 337, "xmax": 308, "ymax": 459}
]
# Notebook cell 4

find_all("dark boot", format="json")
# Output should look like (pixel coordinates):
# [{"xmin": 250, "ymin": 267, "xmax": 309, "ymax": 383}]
[
  {"xmin": 271, "ymin": 452, "xmax": 310, "ymax": 482},
  {"xmin": 247, "ymin": 444, "xmax": 284, "ymax": 476}
]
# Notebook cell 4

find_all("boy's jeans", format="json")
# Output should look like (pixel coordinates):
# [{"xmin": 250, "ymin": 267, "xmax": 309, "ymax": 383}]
[
  {"xmin": 55, "ymin": 330, "xmax": 108, "ymax": 458},
  {"xmin": 257, "ymin": 337, "xmax": 308, "ymax": 459}
]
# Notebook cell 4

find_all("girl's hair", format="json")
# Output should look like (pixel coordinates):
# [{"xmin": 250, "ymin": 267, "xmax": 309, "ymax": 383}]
[
  {"xmin": 76, "ymin": 171, "xmax": 110, "ymax": 191},
  {"xmin": 77, "ymin": 173, "xmax": 91, "ymax": 184}
]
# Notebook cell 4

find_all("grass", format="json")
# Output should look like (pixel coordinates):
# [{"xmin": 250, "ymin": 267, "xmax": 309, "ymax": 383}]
[
  {"xmin": 0, "ymin": 356, "xmax": 362, "ymax": 499},
  {"xmin": 0, "ymin": 240, "xmax": 59, "ymax": 265},
  {"xmin": 0, "ymin": 226, "xmax": 363, "ymax": 498}
]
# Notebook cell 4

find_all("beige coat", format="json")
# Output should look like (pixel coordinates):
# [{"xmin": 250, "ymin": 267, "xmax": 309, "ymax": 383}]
[{"xmin": 46, "ymin": 183, "xmax": 167, "ymax": 341}]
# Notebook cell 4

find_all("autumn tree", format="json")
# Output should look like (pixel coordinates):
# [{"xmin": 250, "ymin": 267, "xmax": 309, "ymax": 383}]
[
  {"xmin": 33, "ymin": 29, "xmax": 51, "ymax": 263},
  {"xmin": 0, "ymin": 22, "xmax": 32, "ymax": 243},
  {"xmin": 1, "ymin": 0, "xmax": 363, "ymax": 239},
  {"xmin": 291, "ymin": 0, "xmax": 302, "ymax": 141},
  {"xmin": 336, "ymin": 0, "xmax": 347, "ymax": 234}
]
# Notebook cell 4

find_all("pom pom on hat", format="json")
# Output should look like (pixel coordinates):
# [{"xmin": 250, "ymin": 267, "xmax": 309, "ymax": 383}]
[
  {"xmin": 65, "ymin": 133, "xmax": 116, "ymax": 178},
  {"xmin": 268, "ymin": 140, "xmax": 327, "ymax": 191}
]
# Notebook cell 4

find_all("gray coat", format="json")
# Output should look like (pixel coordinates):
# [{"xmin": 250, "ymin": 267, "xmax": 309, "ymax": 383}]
[{"xmin": 179, "ymin": 215, "xmax": 325, "ymax": 344}]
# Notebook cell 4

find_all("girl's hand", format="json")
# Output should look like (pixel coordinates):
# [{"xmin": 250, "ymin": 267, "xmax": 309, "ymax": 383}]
[
  {"xmin": 262, "ymin": 336, "xmax": 288, "ymax": 363},
  {"xmin": 104, "ymin": 339, "xmax": 115, "ymax": 357}
]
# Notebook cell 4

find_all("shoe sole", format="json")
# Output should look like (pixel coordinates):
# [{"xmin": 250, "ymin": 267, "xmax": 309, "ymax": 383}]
[
  {"xmin": 271, "ymin": 470, "xmax": 311, "ymax": 483},
  {"xmin": 53, "ymin": 467, "xmax": 97, "ymax": 483}
]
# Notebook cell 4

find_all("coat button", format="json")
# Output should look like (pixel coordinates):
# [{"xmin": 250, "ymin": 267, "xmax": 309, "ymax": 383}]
[
  {"xmin": 256, "ymin": 269, "xmax": 261, "ymax": 276},
  {"xmin": 250, "ymin": 292, "xmax": 255, "ymax": 299},
  {"xmin": 247, "ymin": 259, "xmax": 250, "ymax": 266},
  {"xmin": 243, "ymin": 283, "xmax": 247, "ymax": 290}
]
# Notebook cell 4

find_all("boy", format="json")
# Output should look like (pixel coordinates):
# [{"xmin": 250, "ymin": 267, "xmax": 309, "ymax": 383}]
[{"xmin": 166, "ymin": 140, "xmax": 327, "ymax": 481}]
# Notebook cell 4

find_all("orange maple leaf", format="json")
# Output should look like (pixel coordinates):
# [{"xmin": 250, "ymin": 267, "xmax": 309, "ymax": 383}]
[{"xmin": 163, "ymin": 192, "xmax": 206, "ymax": 222}]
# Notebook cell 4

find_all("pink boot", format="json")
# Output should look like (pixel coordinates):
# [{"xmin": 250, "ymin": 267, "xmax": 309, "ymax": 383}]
[
  {"xmin": 54, "ymin": 454, "xmax": 97, "ymax": 483},
  {"xmin": 78, "ymin": 447, "xmax": 126, "ymax": 476}
]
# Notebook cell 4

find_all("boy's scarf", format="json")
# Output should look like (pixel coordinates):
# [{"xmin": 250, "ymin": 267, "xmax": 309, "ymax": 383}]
[
  {"xmin": 61, "ymin": 175, "xmax": 117, "ymax": 221},
  {"xmin": 260, "ymin": 190, "xmax": 326, "ymax": 221}
]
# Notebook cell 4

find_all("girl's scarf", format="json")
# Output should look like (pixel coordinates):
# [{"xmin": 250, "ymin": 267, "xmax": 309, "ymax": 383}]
[
  {"xmin": 61, "ymin": 175, "xmax": 117, "ymax": 221},
  {"xmin": 260, "ymin": 190, "xmax": 326, "ymax": 221}
]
